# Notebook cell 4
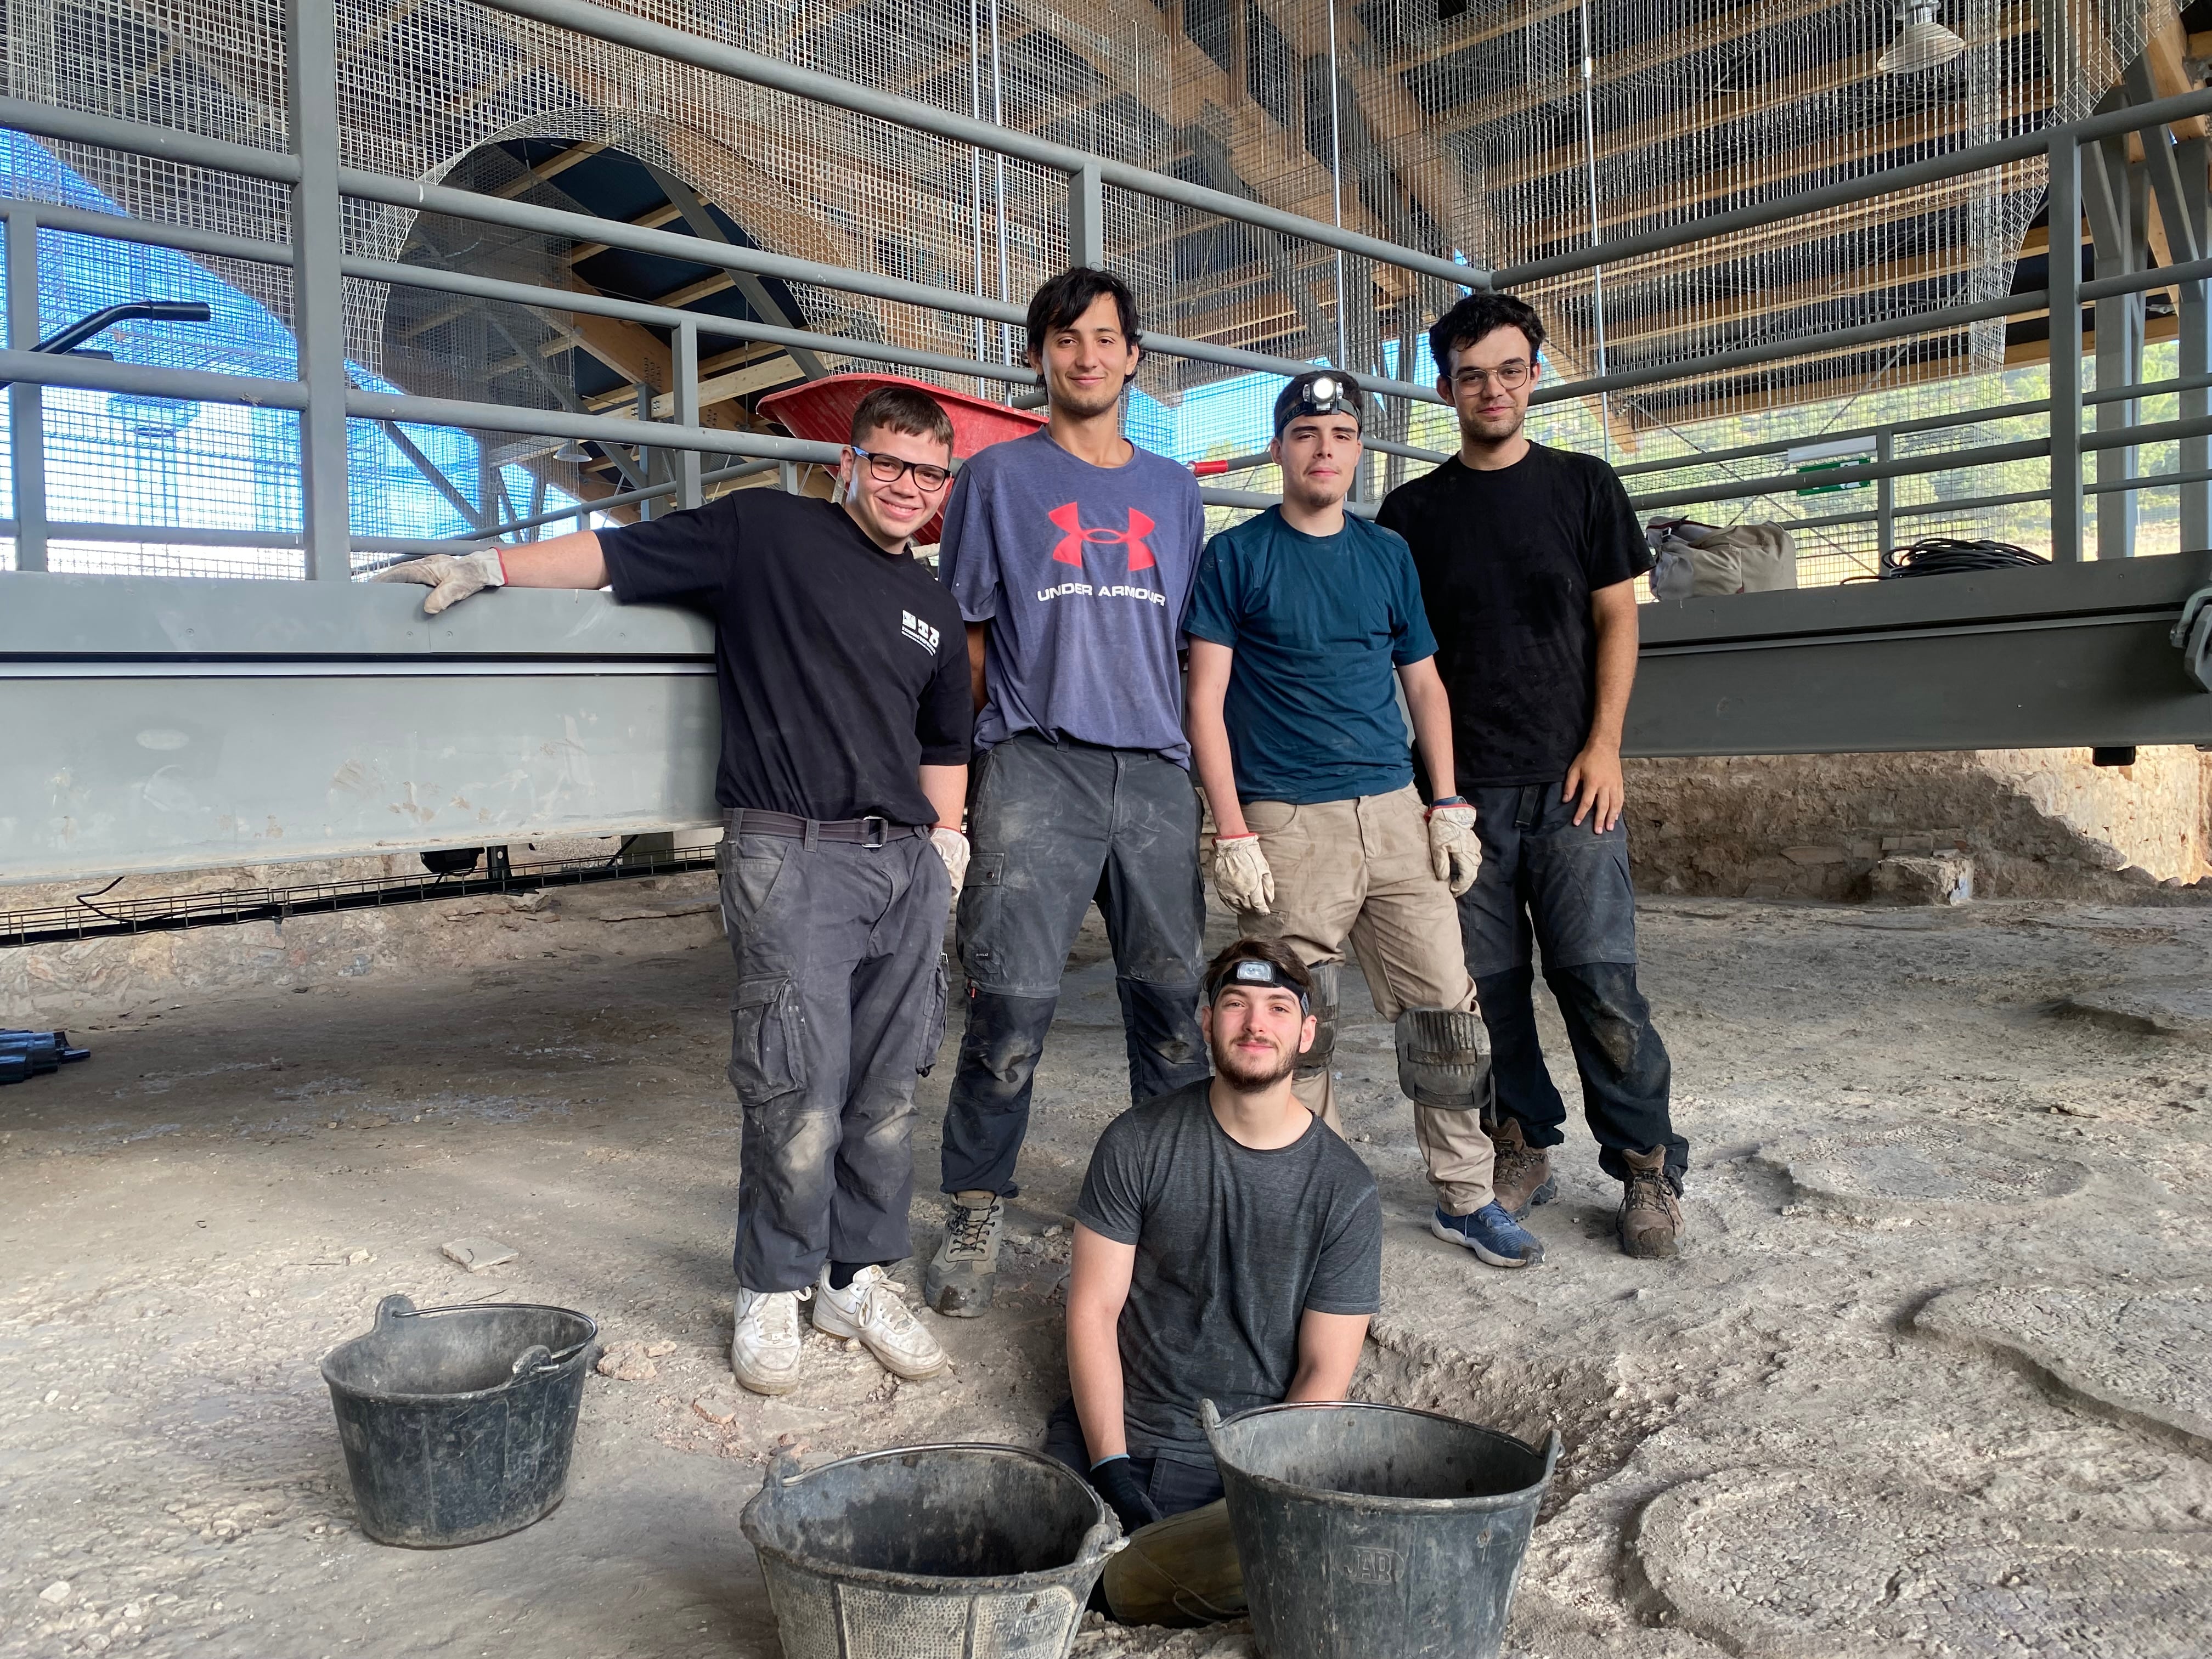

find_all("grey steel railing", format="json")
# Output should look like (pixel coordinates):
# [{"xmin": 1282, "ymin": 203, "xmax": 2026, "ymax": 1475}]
[{"xmin": 2, "ymin": 0, "xmax": 2210, "ymax": 577}]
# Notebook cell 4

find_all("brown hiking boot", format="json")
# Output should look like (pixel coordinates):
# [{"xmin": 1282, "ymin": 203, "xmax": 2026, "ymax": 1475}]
[
  {"xmin": 1491, "ymin": 1116, "xmax": 1557, "ymax": 1220},
  {"xmin": 1617, "ymin": 1148, "xmax": 1682, "ymax": 1259}
]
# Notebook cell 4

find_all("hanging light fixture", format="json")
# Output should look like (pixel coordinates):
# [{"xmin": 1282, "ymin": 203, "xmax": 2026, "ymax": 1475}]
[
  {"xmin": 1878, "ymin": 0, "xmax": 1967, "ymax": 74},
  {"xmin": 553, "ymin": 438, "xmax": 594, "ymax": 465}
]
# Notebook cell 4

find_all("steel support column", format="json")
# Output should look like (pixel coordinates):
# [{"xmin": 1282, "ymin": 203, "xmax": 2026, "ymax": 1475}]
[
  {"xmin": 673, "ymin": 321, "xmax": 702, "ymax": 510},
  {"xmin": 1066, "ymin": 161, "xmax": 1105, "ymax": 269},
  {"xmin": 2179, "ymin": 136, "xmax": 2212, "ymax": 549},
  {"xmin": 2083, "ymin": 94, "xmax": 2148, "ymax": 558},
  {"xmin": 286, "ymin": 0, "xmax": 351, "ymax": 580},
  {"xmin": 6, "ymin": 212, "xmax": 46, "ymax": 573},
  {"xmin": 2050, "ymin": 132, "xmax": 2085, "ymax": 563}
]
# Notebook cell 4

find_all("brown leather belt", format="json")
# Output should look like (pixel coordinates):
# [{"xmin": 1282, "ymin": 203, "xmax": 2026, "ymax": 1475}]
[{"xmin": 723, "ymin": 808, "xmax": 928, "ymax": 848}]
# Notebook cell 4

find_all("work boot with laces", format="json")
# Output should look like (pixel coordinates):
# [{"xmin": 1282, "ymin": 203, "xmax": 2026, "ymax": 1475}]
[
  {"xmin": 812, "ymin": 1265, "xmax": 947, "ymax": 1381},
  {"xmin": 924, "ymin": 1189, "xmax": 1003, "ymax": 1317},
  {"xmin": 1617, "ymin": 1147, "xmax": 1683, "ymax": 1259},
  {"xmin": 1491, "ymin": 1116, "xmax": 1558, "ymax": 1220},
  {"xmin": 731, "ymin": 1286, "xmax": 806, "ymax": 1396}
]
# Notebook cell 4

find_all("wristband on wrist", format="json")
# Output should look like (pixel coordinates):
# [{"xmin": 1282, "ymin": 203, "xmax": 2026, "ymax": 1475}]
[
  {"xmin": 1091, "ymin": 1453, "xmax": 1130, "ymax": 1469},
  {"xmin": 1431, "ymin": 795, "xmax": 1468, "ymax": 806},
  {"xmin": 494, "ymin": 549, "xmax": 510, "ymax": 585},
  {"xmin": 1215, "ymin": 831, "xmax": 1257, "ymax": 842}
]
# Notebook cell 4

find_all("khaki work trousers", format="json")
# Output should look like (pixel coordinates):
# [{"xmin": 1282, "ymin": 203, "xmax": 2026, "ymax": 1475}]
[{"xmin": 1235, "ymin": 786, "xmax": 1496, "ymax": 1215}]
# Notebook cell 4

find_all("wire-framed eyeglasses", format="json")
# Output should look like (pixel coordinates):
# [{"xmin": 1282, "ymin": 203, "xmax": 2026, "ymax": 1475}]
[
  {"xmin": 1451, "ymin": 361, "xmax": 1533, "ymax": 391},
  {"xmin": 851, "ymin": 445, "xmax": 953, "ymax": 492}
]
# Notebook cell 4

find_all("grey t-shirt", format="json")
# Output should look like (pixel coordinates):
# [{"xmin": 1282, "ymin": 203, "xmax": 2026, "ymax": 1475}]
[
  {"xmin": 937, "ymin": 428, "xmax": 1204, "ymax": 765},
  {"xmin": 1074, "ymin": 1081, "xmax": 1383, "ymax": 1463}
]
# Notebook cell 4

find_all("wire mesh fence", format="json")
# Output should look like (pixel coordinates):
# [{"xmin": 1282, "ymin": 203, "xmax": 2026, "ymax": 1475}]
[{"xmin": 0, "ymin": 0, "xmax": 2198, "ymax": 578}]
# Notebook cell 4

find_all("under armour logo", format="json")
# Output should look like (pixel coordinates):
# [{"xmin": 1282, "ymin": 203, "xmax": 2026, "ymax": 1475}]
[{"xmin": 1048, "ymin": 503, "xmax": 1154, "ymax": 571}]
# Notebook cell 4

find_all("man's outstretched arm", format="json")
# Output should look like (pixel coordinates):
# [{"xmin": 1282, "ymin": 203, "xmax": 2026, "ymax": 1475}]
[{"xmin": 374, "ymin": 528, "xmax": 609, "ymax": 615}]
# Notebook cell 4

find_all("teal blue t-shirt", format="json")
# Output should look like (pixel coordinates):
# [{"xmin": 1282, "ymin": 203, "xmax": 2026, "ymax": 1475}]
[{"xmin": 1184, "ymin": 507, "xmax": 1439, "ymax": 805}]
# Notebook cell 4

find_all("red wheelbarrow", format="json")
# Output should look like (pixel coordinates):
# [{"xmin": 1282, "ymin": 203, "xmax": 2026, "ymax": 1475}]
[{"xmin": 758, "ymin": 373, "xmax": 1046, "ymax": 544}]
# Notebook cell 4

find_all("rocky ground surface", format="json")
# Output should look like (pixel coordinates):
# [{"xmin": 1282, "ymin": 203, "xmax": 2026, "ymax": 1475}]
[{"xmin": 2, "ymin": 887, "xmax": 2209, "ymax": 1657}]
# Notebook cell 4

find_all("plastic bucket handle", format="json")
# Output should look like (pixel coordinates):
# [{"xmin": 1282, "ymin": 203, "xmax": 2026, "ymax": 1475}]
[
  {"xmin": 370, "ymin": 1293, "xmax": 594, "ymax": 1371},
  {"xmin": 760, "ymin": 1441, "xmax": 1127, "ymax": 1565}
]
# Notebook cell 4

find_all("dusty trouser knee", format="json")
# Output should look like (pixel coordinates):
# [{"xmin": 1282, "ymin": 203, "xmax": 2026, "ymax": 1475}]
[
  {"xmin": 1284, "ymin": 963, "xmax": 1344, "ymax": 1135},
  {"xmin": 1114, "ymin": 977, "xmax": 1210, "ymax": 1105},
  {"xmin": 938, "ymin": 990, "xmax": 1058, "ymax": 1198},
  {"xmin": 1293, "ymin": 961, "xmax": 1340, "ymax": 1086},
  {"xmin": 1398, "ymin": 1007, "xmax": 1499, "ymax": 1215},
  {"xmin": 1395, "ymin": 1006, "xmax": 1494, "ymax": 1112}
]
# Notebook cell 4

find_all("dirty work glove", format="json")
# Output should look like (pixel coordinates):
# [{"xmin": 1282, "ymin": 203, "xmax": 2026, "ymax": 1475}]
[
  {"xmin": 372, "ymin": 549, "xmax": 506, "ymax": 616},
  {"xmin": 1426, "ymin": 799, "xmax": 1482, "ymax": 896},
  {"xmin": 1211, "ymin": 833, "xmax": 1274, "ymax": 916},
  {"xmin": 1091, "ymin": 1455, "xmax": 1163, "ymax": 1535},
  {"xmin": 930, "ymin": 826, "xmax": 970, "ymax": 896}
]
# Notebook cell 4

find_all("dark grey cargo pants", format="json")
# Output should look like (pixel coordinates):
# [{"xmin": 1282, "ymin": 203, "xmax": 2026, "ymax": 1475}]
[
  {"xmin": 1454, "ymin": 782, "xmax": 1687, "ymax": 1184},
  {"xmin": 941, "ymin": 735, "xmax": 1210, "ymax": 1198},
  {"xmin": 718, "ymin": 817, "xmax": 950, "ymax": 1291}
]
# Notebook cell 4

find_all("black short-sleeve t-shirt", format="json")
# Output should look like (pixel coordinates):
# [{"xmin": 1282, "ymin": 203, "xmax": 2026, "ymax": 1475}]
[
  {"xmin": 599, "ymin": 490, "xmax": 971, "ymax": 824},
  {"xmin": 1075, "ymin": 1081, "xmax": 1382, "ymax": 1463},
  {"xmin": 1376, "ymin": 444, "xmax": 1653, "ymax": 788}
]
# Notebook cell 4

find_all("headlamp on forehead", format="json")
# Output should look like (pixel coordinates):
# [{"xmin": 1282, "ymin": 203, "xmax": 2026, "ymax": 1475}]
[
  {"xmin": 1209, "ymin": 955, "xmax": 1311, "ymax": 1013},
  {"xmin": 1272, "ymin": 371, "xmax": 1365, "ymax": 438}
]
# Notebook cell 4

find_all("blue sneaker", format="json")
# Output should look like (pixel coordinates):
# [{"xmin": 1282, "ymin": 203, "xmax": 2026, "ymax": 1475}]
[{"xmin": 1430, "ymin": 1202, "xmax": 1545, "ymax": 1268}]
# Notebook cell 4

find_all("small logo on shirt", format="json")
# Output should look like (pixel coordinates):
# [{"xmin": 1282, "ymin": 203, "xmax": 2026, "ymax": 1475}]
[
  {"xmin": 1049, "ymin": 503, "xmax": 1155, "ymax": 572},
  {"xmin": 900, "ymin": 610, "xmax": 941, "ymax": 654}
]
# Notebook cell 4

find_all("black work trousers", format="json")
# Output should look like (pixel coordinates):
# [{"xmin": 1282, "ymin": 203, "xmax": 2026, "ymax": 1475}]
[
  {"xmin": 718, "ymin": 818, "xmax": 950, "ymax": 1291},
  {"xmin": 940, "ymin": 735, "xmax": 1211, "ymax": 1198},
  {"xmin": 1455, "ymin": 782, "xmax": 1688, "ymax": 1186}
]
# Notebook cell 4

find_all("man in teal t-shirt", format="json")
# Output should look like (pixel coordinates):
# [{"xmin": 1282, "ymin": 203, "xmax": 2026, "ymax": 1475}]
[{"xmin": 1184, "ymin": 372, "xmax": 1542, "ymax": 1269}]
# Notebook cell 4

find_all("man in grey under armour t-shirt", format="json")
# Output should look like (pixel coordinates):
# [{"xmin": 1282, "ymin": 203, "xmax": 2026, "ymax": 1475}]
[
  {"xmin": 1045, "ymin": 939, "xmax": 1382, "ymax": 1527},
  {"xmin": 928, "ymin": 266, "xmax": 1214, "ymax": 1321}
]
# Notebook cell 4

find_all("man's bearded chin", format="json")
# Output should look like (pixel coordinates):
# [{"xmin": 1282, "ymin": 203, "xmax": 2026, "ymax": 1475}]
[
  {"xmin": 1212, "ymin": 1031, "xmax": 1299, "ymax": 1092},
  {"xmin": 1053, "ymin": 375, "xmax": 1126, "ymax": 420}
]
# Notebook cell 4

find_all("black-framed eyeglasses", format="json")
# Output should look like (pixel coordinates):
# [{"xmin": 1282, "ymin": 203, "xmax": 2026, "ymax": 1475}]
[
  {"xmin": 1452, "ymin": 361, "xmax": 1532, "ymax": 390},
  {"xmin": 851, "ymin": 445, "xmax": 952, "ymax": 492}
]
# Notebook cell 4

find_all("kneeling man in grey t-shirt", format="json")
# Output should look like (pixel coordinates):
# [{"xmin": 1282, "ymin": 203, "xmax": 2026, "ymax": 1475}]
[{"xmin": 1044, "ymin": 939, "xmax": 1383, "ymax": 1531}]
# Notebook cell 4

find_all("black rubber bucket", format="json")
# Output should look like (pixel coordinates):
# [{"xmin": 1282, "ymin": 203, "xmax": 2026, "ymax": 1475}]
[
  {"xmin": 1202, "ymin": 1399, "xmax": 1560, "ymax": 1659},
  {"xmin": 321, "ymin": 1293, "xmax": 599, "ymax": 1548},
  {"xmin": 741, "ymin": 1443, "xmax": 1122, "ymax": 1658}
]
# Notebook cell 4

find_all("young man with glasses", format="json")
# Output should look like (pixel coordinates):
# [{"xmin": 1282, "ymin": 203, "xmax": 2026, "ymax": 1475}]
[
  {"xmin": 1377, "ymin": 293, "xmax": 1690, "ymax": 1260},
  {"xmin": 1184, "ymin": 370, "xmax": 1539, "ymax": 1269},
  {"xmin": 926, "ymin": 267, "xmax": 1212, "ymax": 1318},
  {"xmin": 375, "ymin": 385, "xmax": 975, "ymax": 1390}
]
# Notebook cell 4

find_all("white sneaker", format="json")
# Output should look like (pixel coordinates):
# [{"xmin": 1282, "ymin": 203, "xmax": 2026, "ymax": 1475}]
[
  {"xmin": 731, "ymin": 1287, "xmax": 807, "ymax": 1396},
  {"xmin": 812, "ymin": 1265, "xmax": 947, "ymax": 1381}
]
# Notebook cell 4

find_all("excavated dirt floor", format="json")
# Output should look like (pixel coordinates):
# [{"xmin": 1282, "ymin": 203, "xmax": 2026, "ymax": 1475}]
[{"xmin": 3, "ymin": 885, "xmax": 2210, "ymax": 1657}]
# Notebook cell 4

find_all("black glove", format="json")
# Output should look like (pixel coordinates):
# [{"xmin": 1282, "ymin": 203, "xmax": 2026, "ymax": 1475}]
[{"xmin": 1090, "ymin": 1455, "xmax": 1163, "ymax": 1534}]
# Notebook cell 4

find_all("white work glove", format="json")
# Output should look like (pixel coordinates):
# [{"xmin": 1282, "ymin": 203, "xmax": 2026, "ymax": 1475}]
[
  {"xmin": 1211, "ymin": 832, "xmax": 1275, "ymax": 915},
  {"xmin": 1426, "ymin": 799, "xmax": 1482, "ymax": 896},
  {"xmin": 930, "ymin": 826, "xmax": 970, "ymax": 896},
  {"xmin": 372, "ymin": 549, "xmax": 506, "ymax": 616}
]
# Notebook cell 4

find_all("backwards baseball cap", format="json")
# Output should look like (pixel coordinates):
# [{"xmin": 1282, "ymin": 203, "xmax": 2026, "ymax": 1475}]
[
  {"xmin": 1272, "ymin": 370, "xmax": 1364, "ymax": 438},
  {"xmin": 1205, "ymin": 951, "xmax": 1311, "ymax": 1013}
]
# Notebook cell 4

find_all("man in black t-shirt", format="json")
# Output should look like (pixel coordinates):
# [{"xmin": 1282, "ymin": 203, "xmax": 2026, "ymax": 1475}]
[
  {"xmin": 1377, "ymin": 294, "xmax": 1689, "ymax": 1261},
  {"xmin": 1047, "ymin": 938, "xmax": 1380, "ymax": 1531},
  {"xmin": 375, "ymin": 386, "xmax": 974, "ymax": 1393}
]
